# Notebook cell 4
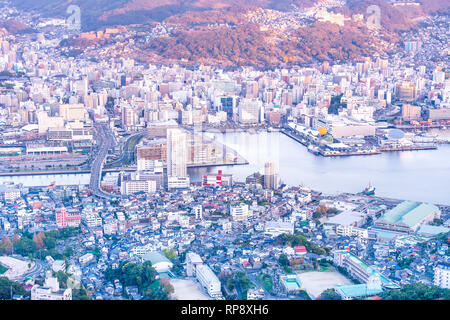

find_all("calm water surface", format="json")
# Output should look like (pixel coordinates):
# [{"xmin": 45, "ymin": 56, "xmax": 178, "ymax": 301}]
[{"xmin": 189, "ymin": 131, "xmax": 450, "ymax": 205}]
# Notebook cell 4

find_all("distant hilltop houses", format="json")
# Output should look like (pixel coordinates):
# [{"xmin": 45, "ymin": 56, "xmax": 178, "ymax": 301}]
[
  {"xmin": 390, "ymin": 1, "xmax": 421, "ymax": 6},
  {"xmin": 80, "ymin": 27, "xmax": 127, "ymax": 40}
]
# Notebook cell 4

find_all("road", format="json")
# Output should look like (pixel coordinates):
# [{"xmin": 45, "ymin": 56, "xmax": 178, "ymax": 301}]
[
  {"xmin": 105, "ymin": 130, "xmax": 147, "ymax": 168},
  {"xmin": 89, "ymin": 123, "xmax": 116, "ymax": 199}
]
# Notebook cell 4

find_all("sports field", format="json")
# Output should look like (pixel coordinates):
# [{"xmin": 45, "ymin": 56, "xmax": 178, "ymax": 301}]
[
  {"xmin": 297, "ymin": 271, "xmax": 352, "ymax": 299},
  {"xmin": 170, "ymin": 279, "xmax": 212, "ymax": 300}
]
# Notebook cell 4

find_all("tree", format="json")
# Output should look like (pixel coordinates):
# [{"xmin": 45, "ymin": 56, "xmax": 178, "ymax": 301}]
[
  {"xmin": 160, "ymin": 278, "xmax": 174, "ymax": 297},
  {"xmin": 319, "ymin": 288, "xmax": 342, "ymax": 300},
  {"xmin": 13, "ymin": 237, "xmax": 36, "ymax": 256},
  {"xmin": 163, "ymin": 248, "xmax": 177, "ymax": 261},
  {"xmin": 63, "ymin": 247, "xmax": 74, "ymax": 258},
  {"xmin": 0, "ymin": 236, "xmax": 12, "ymax": 254},
  {"xmin": 55, "ymin": 271, "xmax": 69, "ymax": 288},
  {"xmin": 143, "ymin": 280, "xmax": 170, "ymax": 300},
  {"xmin": 12, "ymin": 234, "xmax": 20, "ymax": 244},
  {"xmin": 381, "ymin": 283, "xmax": 450, "ymax": 300},
  {"xmin": 72, "ymin": 287, "xmax": 91, "ymax": 300},
  {"xmin": 43, "ymin": 236, "xmax": 56, "ymax": 250},
  {"xmin": 278, "ymin": 253, "xmax": 289, "ymax": 266},
  {"xmin": 33, "ymin": 233, "xmax": 44, "ymax": 250},
  {"xmin": 0, "ymin": 277, "xmax": 28, "ymax": 299}
]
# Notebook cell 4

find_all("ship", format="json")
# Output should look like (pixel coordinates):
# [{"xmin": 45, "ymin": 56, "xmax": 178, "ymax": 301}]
[
  {"xmin": 307, "ymin": 144, "xmax": 320, "ymax": 156},
  {"xmin": 361, "ymin": 182, "xmax": 375, "ymax": 196}
]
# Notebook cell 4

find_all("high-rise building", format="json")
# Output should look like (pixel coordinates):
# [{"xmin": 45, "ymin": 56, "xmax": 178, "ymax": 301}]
[
  {"xmin": 264, "ymin": 161, "xmax": 280, "ymax": 190},
  {"xmin": 238, "ymin": 98, "xmax": 262, "ymax": 124},
  {"xmin": 402, "ymin": 104, "xmax": 422, "ymax": 122},
  {"xmin": 167, "ymin": 128, "xmax": 190, "ymax": 189},
  {"xmin": 396, "ymin": 82, "xmax": 417, "ymax": 102},
  {"xmin": 122, "ymin": 105, "xmax": 137, "ymax": 129},
  {"xmin": 434, "ymin": 263, "xmax": 450, "ymax": 289},
  {"xmin": 244, "ymin": 81, "xmax": 259, "ymax": 99}
]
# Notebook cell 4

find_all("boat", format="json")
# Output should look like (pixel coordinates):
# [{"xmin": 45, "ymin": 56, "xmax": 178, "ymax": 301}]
[
  {"xmin": 307, "ymin": 144, "xmax": 320, "ymax": 156},
  {"xmin": 362, "ymin": 182, "xmax": 375, "ymax": 196}
]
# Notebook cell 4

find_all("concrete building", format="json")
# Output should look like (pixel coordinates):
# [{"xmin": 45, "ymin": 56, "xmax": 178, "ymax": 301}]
[
  {"xmin": 238, "ymin": 98, "xmax": 262, "ymax": 124},
  {"xmin": 186, "ymin": 252, "xmax": 203, "ymax": 277},
  {"xmin": 202, "ymin": 170, "xmax": 233, "ymax": 187},
  {"xmin": 193, "ymin": 205, "xmax": 203, "ymax": 220},
  {"xmin": 333, "ymin": 250, "xmax": 400, "ymax": 289},
  {"xmin": 264, "ymin": 220, "xmax": 294, "ymax": 236},
  {"xmin": 402, "ymin": 104, "xmax": 421, "ymax": 121},
  {"xmin": 434, "ymin": 263, "xmax": 450, "ymax": 289},
  {"xmin": 335, "ymin": 275, "xmax": 383, "ymax": 300},
  {"xmin": 59, "ymin": 104, "xmax": 88, "ymax": 121},
  {"xmin": 195, "ymin": 264, "xmax": 222, "ymax": 298},
  {"xmin": 31, "ymin": 271, "xmax": 72, "ymax": 300},
  {"xmin": 374, "ymin": 201, "xmax": 441, "ymax": 233},
  {"xmin": 167, "ymin": 128, "xmax": 190, "ymax": 189},
  {"xmin": 230, "ymin": 203, "xmax": 249, "ymax": 221},
  {"xmin": 55, "ymin": 208, "xmax": 81, "ymax": 228},
  {"xmin": 0, "ymin": 185, "xmax": 21, "ymax": 202},
  {"xmin": 264, "ymin": 162, "xmax": 280, "ymax": 190},
  {"xmin": 121, "ymin": 180, "xmax": 156, "ymax": 195},
  {"xmin": 147, "ymin": 120, "xmax": 178, "ymax": 139}
]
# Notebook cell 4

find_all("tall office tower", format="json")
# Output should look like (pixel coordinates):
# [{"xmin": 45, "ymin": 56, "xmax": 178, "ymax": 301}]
[
  {"xmin": 264, "ymin": 161, "xmax": 280, "ymax": 190},
  {"xmin": 167, "ymin": 128, "xmax": 190, "ymax": 189},
  {"xmin": 244, "ymin": 81, "xmax": 259, "ymax": 99},
  {"xmin": 122, "ymin": 105, "xmax": 137, "ymax": 129},
  {"xmin": 238, "ymin": 98, "xmax": 262, "ymax": 124},
  {"xmin": 193, "ymin": 122, "xmax": 203, "ymax": 164}
]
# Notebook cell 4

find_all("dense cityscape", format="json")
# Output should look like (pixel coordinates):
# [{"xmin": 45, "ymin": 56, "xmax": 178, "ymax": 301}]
[{"xmin": 0, "ymin": 0, "xmax": 449, "ymax": 303}]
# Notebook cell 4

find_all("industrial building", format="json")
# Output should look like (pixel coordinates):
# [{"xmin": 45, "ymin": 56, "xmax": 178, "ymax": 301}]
[{"xmin": 374, "ymin": 201, "xmax": 441, "ymax": 233}]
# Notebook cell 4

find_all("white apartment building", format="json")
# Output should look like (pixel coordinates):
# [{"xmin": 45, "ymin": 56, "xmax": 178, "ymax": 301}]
[
  {"xmin": 193, "ymin": 205, "xmax": 203, "ymax": 220},
  {"xmin": 0, "ymin": 186, "xmax": 21, "ymax": 202},
  {"xmin": 137, "ymin": 159, "xmax": 164, "ymax": 172},
  {"xmin": 31, "ymin": 271, "xmax": 72, "ymax": 300},
  {"xmin": 196, "ymin": 264, "xmax": 222, "ymax": 298},
  {"xmin": 230, "ymin": 203, "xmax": 249, "ymax": 221},
  {"xmin": 121, "ymin": 180, "xmax": 156, "ymax": 195},
  {"xmin": 84, "ymin": 212, "xmax": 102, "ymax": 228},
  {"xmin": 238, "ymin": 98, "xmax": 262, "ymax": 124},
  {"xmin": 264, "ymin": 220, "xmax": 294, "ymax": 236},
  {"xmin": 186, "ymin": 252, "xmax": 203, "ymax": 277},
  {"xmin": 434, "ymin": 264, "xmax": 450, "ymax": 289},
  {"xmin": 336, "ymin": 225, "xmax": 369, "ymax": 238},
  {"xmin": 79, "ymin": 253, "xmax": 95, "ymax": 265}
]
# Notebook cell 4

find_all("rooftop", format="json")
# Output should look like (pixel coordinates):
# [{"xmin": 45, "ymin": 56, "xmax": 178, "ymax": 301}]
[
  {"xmin": 335, "ymin": 283, "xmax": 383, "ymax": 298},
  {"xmin": 376, "ymin": 201, "xmax": 440, "ymax": 228},
  {"xmin": 141, "ymin": 251, "xmax": 171, "ymax": 265}
]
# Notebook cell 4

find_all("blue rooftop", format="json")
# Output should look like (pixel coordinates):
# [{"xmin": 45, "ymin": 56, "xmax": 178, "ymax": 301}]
[{"xmin": 335, "ymin": 284, "xmax": 383, "ymax": 298}]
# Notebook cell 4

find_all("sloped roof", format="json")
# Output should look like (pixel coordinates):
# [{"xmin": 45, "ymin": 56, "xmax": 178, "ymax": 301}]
[{"xmin": 377, "ymin": 201, "xmax": 440, "ymax": 228}]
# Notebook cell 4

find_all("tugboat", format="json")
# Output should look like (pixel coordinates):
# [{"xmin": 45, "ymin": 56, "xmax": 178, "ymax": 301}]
[
  {"xmin": 307, "ymin": 144, "xmax": 320, "ymax": 156},
  {"xmin": 362, "ymin": 182, "xmax": 375, "ymax": 196}
]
